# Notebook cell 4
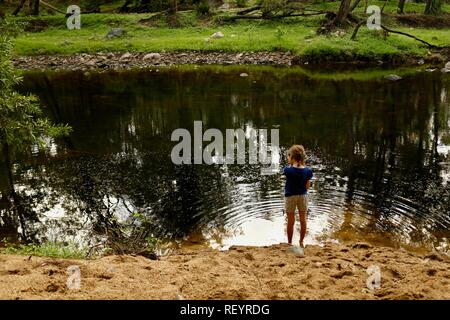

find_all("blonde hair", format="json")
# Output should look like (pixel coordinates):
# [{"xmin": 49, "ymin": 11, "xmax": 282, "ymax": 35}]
[{"xmin": 288, "ymin": 145, "xmax": 307, "ymax": 164}]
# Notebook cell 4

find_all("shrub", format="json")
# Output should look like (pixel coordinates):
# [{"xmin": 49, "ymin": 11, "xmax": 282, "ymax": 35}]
[
  {"xmin": 196, "ymin": 0, "xmax": 210, "ymax": 15},
  {"xmin": 235, "ymin": 0, "xmax": 248, "ymax": 8}
]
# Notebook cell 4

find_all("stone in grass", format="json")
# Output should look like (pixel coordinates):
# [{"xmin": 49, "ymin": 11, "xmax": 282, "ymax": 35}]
[
  {"xmin": 86, "ymin": 60, "xmax": 97, "ymax": 67},
  {"xmin": 443, "ymin": 61, "xmax": 450, "ymax": 73},
  {"xmin": 240, "ymin": 73, "xmax": 249, "ymax": 77},
  {"xmin": 210, "ymin": 31, "xmax": 224, "ymax": 39},
  {"xmin": 143, "ymin": 53, "xmax": 162, "ymax": 63},
  {"xmin": 106, "ymin": 28, "xmax": 127, "ymax": 40},
  {"xmin": 384, "ymin": 74, "xmax": 402, "ymax": 81},
  {"xmin": 120, "ymin": 52, "xmax": 132, "ymax": 61}
]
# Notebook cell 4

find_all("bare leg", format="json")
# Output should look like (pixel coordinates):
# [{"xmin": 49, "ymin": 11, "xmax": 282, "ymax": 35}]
[
  {"xmin": 287, "ymin": 211, "xmax": 295, "ymax": 245},
  {"xmin": 299, "ymin": 210, "xmax": 307, "ymax": 248}
]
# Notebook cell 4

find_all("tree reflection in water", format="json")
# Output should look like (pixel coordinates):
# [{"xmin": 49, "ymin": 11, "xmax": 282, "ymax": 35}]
[{"xmin": 0, "ymin": 67, "xmax": 449, "ymax": 253}]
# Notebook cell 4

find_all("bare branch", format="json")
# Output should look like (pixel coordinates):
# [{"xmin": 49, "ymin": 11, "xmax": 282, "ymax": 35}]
[
  {"xmin": 237, "ymin": 5, "xmax": 262, "ymax": 15},
  {"xmin": 350, "ymin": 20, "xmax": 365, "ymax": 40},
  {"xmin": 350, "ymin": 17, "xmax": 441, "ymax": 49},
  {"xmin": 380, "ymin": 24, "xmax": 440, "ymax": 48}
]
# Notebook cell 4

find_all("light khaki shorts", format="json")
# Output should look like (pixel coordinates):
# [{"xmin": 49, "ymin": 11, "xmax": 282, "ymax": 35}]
[{"xmin": 285, "ymin": 195, "xmax": 308, "ymax": 213}]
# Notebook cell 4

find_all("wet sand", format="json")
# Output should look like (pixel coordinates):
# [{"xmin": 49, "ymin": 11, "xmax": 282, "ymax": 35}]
[{"xmin": 1, "ymin": 242, "xmax": 450, "ymax": 300}]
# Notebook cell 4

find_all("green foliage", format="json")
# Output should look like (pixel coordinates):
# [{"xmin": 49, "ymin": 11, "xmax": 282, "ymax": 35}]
[
  {"xmin": 145, "ymin": 234, "xmax": 161, "ymax": 252},
  {"xmin": 1, "ymin": 241, "xmax": 88, "ymax": 259},
  {"xmin": 441, "ymin": 132, "xmax": 450, "ymax": 145},
  {"xmin": 121, "ymin": 0, "xmax": 206, "ymax": 13},
  {"xmin": 0, "ymin": 19, "xmax": 71, "ymax": 152},
  {"xmin": 132, "ymin": 211, "xmax": 162, "ymax": 253},
  {"xmin": 196, "ymin": 0, "xmax": 210, "ymax": 16},
  {"xmin": 235, "ymin": 0, "xmax": 248, "ymax": 8},
  {"xmin": 84, "ymin": 0, "xmax": 104, "ymax": 11},
  {"xmin": 425, "ymin": 0, "xmax": 443, "ymax": 15},
  {"xmin": 6, "ymin": 2, "xmax": 450, "ymax": 61},
  {"xmin": 0, "ymin": 18, "xmax": 21, "ymax": 37},
  {"xmin": 104, "ymin": 211, "xmax": 161, "ymax": 258},
  {"xmin": 275, "ymin": 26, "xmax": 285, "ymax": 41},
  {"xmin": 259, "ymin": 0, "xmax": 290, "ymax": 16}
]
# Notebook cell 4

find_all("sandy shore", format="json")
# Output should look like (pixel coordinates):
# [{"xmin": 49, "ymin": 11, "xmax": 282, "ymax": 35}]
[{"xmin": 1, "ymin": 242, "xmax": 450, "ymax": 300}]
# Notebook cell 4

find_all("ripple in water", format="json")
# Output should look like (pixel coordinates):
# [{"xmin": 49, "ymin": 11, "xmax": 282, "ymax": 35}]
[
  {"xmin": 201, "ymin": 159, "xmax": 450, "ymax": 253},
  {"xmin": 2, "ymin": 67, "xmax": 449, "ymax": 255}
]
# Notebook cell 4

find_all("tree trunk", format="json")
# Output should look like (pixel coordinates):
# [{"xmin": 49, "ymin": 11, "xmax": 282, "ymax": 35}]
[
  {"xmin": 381, "ymin": 0, "xmax": 389, "ymax": 13},
  {"xmin": 424, "ymin": 0, "xmax": 442, "ymax": 15},
  {"xmin": 12, "ymin": 0, "xmax": 27, "ymax": 16},
  {"xmin": 0, "ymin": 0, "xmax": 4, "ymax": 19},
  {"xmin": 397, "ymin": 0, "xmax": 406, "ymax": 13},
  {"xmin": 119, "ymin": 0, "xmax": 132, "ymax": 12},
  {"xmin": 334, "ymin": 0, "xmax": 352, "ymax": 27},
  {"xmin": 32, "ymin": 0, "xmax": 40, "ymax": 16},
  {"xmin": 169, "ymin": 0, "xmax": 178, "ymax": 14},
  {"xmin": 350, "ymin": 0, "xmax": 362, "ymax": 12},
  {"xmin": 1, "ymin": 142, "xmax": 15, "ymax": 196},
  {"xmin": 2, "ymin": 140, "xmax": 29, "ymax": 241}
]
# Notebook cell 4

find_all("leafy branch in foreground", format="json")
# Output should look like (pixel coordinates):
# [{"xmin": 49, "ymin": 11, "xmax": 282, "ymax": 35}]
[
  {"xmin": 0, "ymin": 21, "xmax": 71, "ymax": 154},
  {"xmin": 0, "ymin": 19, "xmax": 72, "ymax": 243},
  {"xmin": 98, "ymin": 211, "xmax": 161, "ymax": 260}
]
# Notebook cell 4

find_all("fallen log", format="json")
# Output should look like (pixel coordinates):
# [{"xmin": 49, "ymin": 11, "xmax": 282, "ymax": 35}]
[
  {"xmin": 40, "ymin": 0, "xmax": 65, "ymax": 14},
  {"xmin": 226, "ymin": 10, "xmax": 330, "ymax": 21},
  {"xmin": 237, "ymin": 5, "xmax": 262, "ymax": 15},
  {"xmin": 40, "ymin": 0, "xmax": 102, "ymax": 15}
]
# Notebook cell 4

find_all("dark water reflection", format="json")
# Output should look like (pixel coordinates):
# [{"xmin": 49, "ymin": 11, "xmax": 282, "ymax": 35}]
[{"xmin": 1, "ymin": 66, "xmax": 449, "ymax": 253}]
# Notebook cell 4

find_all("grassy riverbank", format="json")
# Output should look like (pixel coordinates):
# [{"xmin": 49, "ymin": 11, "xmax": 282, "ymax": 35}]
[
  {"xmin": 0, "ymin": 242, "xmax": 88, "ymax": 259},
  {"xmin": 5, "ymin": 1, "xmax": 450, "ymax": 63}
]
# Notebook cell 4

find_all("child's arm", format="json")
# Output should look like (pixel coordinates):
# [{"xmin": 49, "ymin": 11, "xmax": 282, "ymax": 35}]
[{"xmin": 306, "ymin": 169, "xmax": 313, "ymax": 190}]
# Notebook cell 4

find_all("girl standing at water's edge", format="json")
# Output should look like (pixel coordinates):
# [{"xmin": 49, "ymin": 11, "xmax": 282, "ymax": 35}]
[{"xmin": 283, "ymin": 145, "xmax": 313, "ymax": 257}]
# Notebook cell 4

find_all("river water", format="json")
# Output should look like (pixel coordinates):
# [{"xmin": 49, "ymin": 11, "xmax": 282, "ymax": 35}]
[{"xmin": 1, "ymin": 66, "xmax": 449, "ymax": 253}]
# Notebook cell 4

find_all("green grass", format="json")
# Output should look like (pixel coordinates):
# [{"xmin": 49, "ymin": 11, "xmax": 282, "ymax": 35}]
[
  {"xmin": 1, "ymin": 241, "xmax": 88, "ymax": 259},
  {"xmin": 4, "ymin": 1, "xmax": 450, "ymax": 62}
]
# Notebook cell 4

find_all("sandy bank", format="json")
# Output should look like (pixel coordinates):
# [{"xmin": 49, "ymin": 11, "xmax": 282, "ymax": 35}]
[{"xmin": 1, "ymin": 242, "xmax": 450, "ymax": 300}]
